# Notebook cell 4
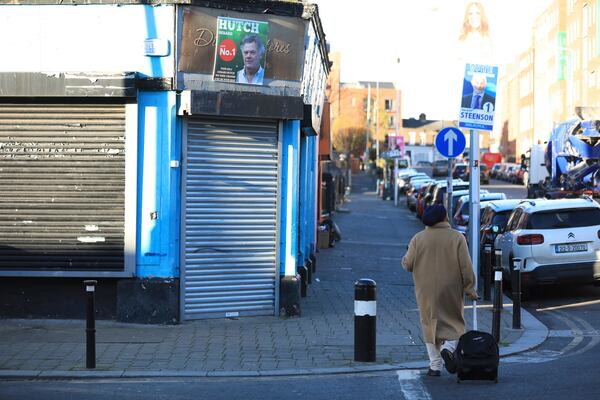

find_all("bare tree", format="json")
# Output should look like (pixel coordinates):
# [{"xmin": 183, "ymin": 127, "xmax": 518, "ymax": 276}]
[{"xmin": 333, "ymin": 126, "xmax": 366, "ymax": 158}]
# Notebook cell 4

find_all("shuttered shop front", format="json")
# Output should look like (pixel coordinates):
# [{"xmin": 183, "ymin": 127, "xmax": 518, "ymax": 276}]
[
  {"xmin": 183, "ymin": 119, "xmax": 280, "ymax": 320},
  {"xmin": 0, "ymin": 103, "xmax": 134, "ymax": 276}
]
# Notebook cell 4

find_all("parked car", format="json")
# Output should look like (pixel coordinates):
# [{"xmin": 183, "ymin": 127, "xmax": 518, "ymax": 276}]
[
  {"xmin": 444, "ymin": 187, "xmax": 488, "ymax": 220},
  {"xmin": 512, "ymin": 166, "xmax": 526, "ymax": 184},
  {"xmin": 453, "ymin": 192, "xmax": 508, "ymax": 231},
  {"xmin": 490, "ymin": 163, "xmax": 504, "ymax": 179},
  {"xmin": 417, "ymin": 180, "xmax": 445, "ymax": 218},
  {"xmin": 494, "ymin": 197, "xmax": 600, "ymax": 290},
  {"xmin": 398, "ymin": 172, "xmax": 428, "ymax": 193},
  {"xmin": 500, "ymin": 163, "xmax": 519, "ymax": 181},
  {"xmin": 479, "ymin": 199, "xmax": 526, "ymax": 255},
  {"xmin": 480, "ymin": 165, "xmax": 490, "ymax": 184},
  {"xmin": 406, "ymin": 179, "xmax": 433, "ymax": 211},
  {"xmin": 452, "ymin": 163, "xmax": 468, "ymax": 180},
  {"xmin": 464, "ymin": 164, "xmax": 490, "ymax": 184},
  {"xmin": 430, "ymin": 180, "xmax": 469, "ymax": 208},
  {"xmin": 432, "ymin": 160, "xmax": 449, "ymax": 177}
]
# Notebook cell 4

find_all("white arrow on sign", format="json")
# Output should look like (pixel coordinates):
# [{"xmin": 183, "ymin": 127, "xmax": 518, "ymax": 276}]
[{"xmin": 444, "ymin": 129, "xmax": 458, "ymax": 157}]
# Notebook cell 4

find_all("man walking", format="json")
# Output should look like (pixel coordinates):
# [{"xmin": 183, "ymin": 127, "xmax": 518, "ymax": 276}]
[{"xmin": 402, "ymin": 204, "xmax": 478, "ymax": 376}]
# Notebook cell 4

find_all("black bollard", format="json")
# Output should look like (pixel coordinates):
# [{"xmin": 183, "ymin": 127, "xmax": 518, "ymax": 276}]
[
  {"xmin": 483, "ymin": 245, "xmax": 492, "ymax": 301},
  {"xmin": 492, "ymin": 249, "xmax": 503, "ymax": 343},
  {"xmin": 512, "ymin": 257, "xmax": 522, "ymax": 329},
  {"xmin": 306, "ymin": 260, "xmax": 312, "ymax": 284},
  {"xmin": 354, "ymin": 279, "xmax": 376, "ymax": 362},
  {"xmin": 494, "ymin": 248, "xmax": 503, "ymax": 310},
  {"xmin": 299, "ymin": 266, "xmax": 307, "ymax": 298},
  {"xmin": 310, "ymin": 254, "xmax": 317, "ymax": 274},
  {"xmin": 84, "ymin": 280, "xmax": 97, "ymax": 369}
]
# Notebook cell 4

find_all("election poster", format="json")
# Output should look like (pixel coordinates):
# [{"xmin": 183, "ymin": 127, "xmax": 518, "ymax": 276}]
[
  {"xmin": 213, "ymin": 17, "xmax": 269, "ymax": 85},
  {"xmin": 458, "ymin": 63, "xmax": 498, "ymax": 131}
]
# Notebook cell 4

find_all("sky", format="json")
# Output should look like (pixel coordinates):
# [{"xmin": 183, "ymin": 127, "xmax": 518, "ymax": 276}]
[{"xmin": 315, "ymin": 0, "xmax": 552, "ymax": 121}]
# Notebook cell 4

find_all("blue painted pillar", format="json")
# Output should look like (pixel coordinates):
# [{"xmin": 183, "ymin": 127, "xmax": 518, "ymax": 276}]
[
  {"xmin": 307, "ymin": 135, "xmax": 318, "ymax": 255},
  {"xmin": 136, "ymin": 91, "xmax": 180, "ymax": 278},
  {"xmin": 279, "ymin": 120, "xmax": 300, "ymax": 277},
  {"xmin": 298, "ymin": 135, "xmax": 309, "ymax": 266}
]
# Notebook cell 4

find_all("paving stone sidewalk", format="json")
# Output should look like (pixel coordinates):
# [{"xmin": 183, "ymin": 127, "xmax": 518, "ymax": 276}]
[{"xmin": 0, "ymin": 172, "xmax": 547, "ymax": 378}]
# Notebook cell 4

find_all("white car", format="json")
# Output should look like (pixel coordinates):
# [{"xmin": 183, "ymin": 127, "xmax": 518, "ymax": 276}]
[
  {"xmin": 494, "ymin": 197, "xmax": 600, "ymax": 289},
  {"xmin": 453, "ymin": 192, "xmax": 508, "ymax": 229}
]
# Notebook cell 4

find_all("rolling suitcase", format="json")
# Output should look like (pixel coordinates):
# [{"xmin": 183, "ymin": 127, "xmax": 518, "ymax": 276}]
[{"xmin": 455, "ymin": 330, "xmax": 499, "ymax": 383}]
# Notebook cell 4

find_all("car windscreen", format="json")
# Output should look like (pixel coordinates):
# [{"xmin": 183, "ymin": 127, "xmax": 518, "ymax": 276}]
[{"xmin": 527, "ymin": 208, "xmax": 600, "ymax": 229}]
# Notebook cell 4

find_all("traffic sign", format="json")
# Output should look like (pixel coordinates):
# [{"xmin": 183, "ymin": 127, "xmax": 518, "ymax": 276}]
[{"xmin": 435, "ymin": 127, "xmax": 465, "ymax": 158}]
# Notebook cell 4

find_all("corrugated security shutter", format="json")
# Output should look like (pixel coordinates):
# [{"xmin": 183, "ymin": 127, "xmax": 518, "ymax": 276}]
[
  {"xmin": 184, "ymin": 119, "xmax": 278, "ymax": 319},
  {"xmin": 0, "ymin": 103, "xmax": 126, "ymax": 272}
]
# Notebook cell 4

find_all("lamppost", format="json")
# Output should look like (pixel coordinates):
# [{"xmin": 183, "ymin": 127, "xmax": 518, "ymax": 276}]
[{"xmin": 394, "ymin": 57, "xmax": 401, "ymax": 206}]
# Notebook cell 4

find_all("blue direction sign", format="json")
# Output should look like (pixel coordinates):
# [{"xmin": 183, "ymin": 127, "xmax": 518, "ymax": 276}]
[{"xmin": 435, "ymin": 127, "xmax": 466, "ymax": 158}]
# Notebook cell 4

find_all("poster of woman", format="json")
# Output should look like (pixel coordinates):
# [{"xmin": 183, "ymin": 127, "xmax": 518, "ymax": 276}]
[{"xmin": 457, "ymin": 1, "xmax": 494, "ymax": 65}]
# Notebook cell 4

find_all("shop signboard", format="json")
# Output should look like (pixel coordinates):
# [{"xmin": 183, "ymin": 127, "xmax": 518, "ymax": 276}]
[{"xmin": 178, "ymin": 7, "xmax": 306, "ymax": 88}]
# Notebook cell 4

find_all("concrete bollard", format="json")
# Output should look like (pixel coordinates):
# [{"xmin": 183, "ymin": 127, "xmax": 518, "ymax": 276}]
[
  {"xmin": 84, "ymin": 280, "xmax": 97, "ymax": 369},
  {"xmin": 354, "ymin": 279, "xmax": 376, "ymax": 362}
]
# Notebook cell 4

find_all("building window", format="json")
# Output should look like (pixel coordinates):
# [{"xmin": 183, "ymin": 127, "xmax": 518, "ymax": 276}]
[
  {"xmin": 387, "ymin": 115, "xmax": 395, "ymax": 128},
  {"xmin": 419, "ymin": 131, "xmax": 426, "ymax": 146},
  {"xmin": 409, "ymin": 131, "xmax": 416, "ymax": 145},
  {"xmin": 384, "ymin": 99, "xmax": 394, "ymax": 111}
]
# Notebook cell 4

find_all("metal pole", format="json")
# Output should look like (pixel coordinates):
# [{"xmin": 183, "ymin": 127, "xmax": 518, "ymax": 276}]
[
  {"xmin": 394, "ymin": 64, "xmax": 400, "ymax": 207},
  {"xmin": 394, "ymin": 158, "xmax": 399, "ymax": 206},
  {"xmin": 512, "ymin": 257, "xmax": 522, "ymax": 329},
  {"xmin": 483, "ymin": 244, "xmax": 492, "ymax": 301},
  {"xmin": 354, "ymin": 279, "xmax": 376, "ymax": 362},
  {"xmin": 84, "ymin": 280, "xmax": 97, "ymax": 369},
  {"xmin": 468, "ymin": 129, "xmax": 480, "ymax": 330},
  {"xmin": 366, "ymin": 84, "xmax": 371, "ymax": 168},
  {"xmin": 447, "ymin": 158, "xmax": 453, "ymax": 218},
  {"xmin": 375, "ymin": 82, "xmax": 380, "ymax": 163}
]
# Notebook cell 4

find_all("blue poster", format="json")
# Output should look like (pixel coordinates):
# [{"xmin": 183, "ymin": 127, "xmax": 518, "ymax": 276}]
[{"xmin": 459, "ymin": 63, "xmax": 498, "ymax": 131}]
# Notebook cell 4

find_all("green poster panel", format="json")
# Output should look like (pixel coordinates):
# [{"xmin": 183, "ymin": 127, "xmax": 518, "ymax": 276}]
[{"xmin": 213, "ymin": 17, "xmax": 269, "ymax": 85}]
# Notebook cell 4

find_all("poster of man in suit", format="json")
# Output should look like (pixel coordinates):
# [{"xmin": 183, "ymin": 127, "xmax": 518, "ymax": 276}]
[{"xmin": 459, "ymin": 64, "xmax": 498, "ymax": 131}]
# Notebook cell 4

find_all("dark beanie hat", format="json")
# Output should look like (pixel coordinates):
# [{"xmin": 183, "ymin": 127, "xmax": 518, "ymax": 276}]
[{"xmin": 422, "ymin": 204, "xmax": 447, "ymax": 226}]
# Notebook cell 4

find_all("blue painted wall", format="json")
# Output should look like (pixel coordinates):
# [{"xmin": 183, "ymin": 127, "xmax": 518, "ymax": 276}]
[
  {"xmin": 136, "ymin": 91, "xmax": 181, "ymax": 278},
  {"xmin": 279, "ymin": 120, "xmax": 300, "ymax": 276}
]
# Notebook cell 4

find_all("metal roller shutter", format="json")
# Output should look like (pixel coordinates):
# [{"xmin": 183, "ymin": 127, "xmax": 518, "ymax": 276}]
[
  {"xmin": 183, "ymin": 119, "xmax": 279, "ymax": 319},
  {"xmin": 0, "ymin": 103, "xmax": 126, "ymax": 273}
]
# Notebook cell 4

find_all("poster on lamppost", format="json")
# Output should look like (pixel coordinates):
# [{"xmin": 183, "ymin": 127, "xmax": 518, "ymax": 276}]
[
  {"xmin": 458, "ymin": 63, "xmax": 498, "ymax": 131},
  {"xmin": 213, "ymin": 17, "xmax": 269, "ymax": 85}
]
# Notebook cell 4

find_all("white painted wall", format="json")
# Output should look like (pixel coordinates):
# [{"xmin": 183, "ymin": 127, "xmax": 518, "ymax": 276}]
[{"xmin": 0, "ymin": 5, "xmax": 174, "ymax": 77}]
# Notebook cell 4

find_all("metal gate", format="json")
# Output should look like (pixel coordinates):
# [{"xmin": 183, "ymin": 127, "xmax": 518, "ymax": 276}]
[
  {"xmin": 182, "ymin": 119, "xmax": 280, "ymax": 320},
  {"xmin": 0, "ymin": 103, "xmax": 130, "ymax": 275}
]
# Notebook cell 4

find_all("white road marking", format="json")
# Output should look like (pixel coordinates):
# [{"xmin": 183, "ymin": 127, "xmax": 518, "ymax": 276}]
[{"xmin": 396, "ymin": 370, "xmax": 432, "ymax": 400}]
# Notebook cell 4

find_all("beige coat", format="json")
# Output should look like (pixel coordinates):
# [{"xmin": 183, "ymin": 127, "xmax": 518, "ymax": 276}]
[{"xmin": 402, "ymin": 221, "xmax": 478, "ymax": 344}]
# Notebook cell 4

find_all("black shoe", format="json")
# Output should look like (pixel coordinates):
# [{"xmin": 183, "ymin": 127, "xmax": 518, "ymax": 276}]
[
  {"xmin": 426, "ymin": 368, "xmax": 441, "ymax": 377},
  {"xmin": 441, "ymin": 349, "xmax": 457, "ymax": 374}
]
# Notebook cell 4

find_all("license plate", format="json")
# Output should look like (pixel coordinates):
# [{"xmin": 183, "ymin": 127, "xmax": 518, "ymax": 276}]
[{"xmin": 555, "ymin": 243, "xmax": 588, "ymax": 253}]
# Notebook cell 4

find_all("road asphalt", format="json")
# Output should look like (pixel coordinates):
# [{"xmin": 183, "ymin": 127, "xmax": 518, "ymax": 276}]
[{"xmin": 0, "ymin": 172, "xmax": 547, "ymax": 379}]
